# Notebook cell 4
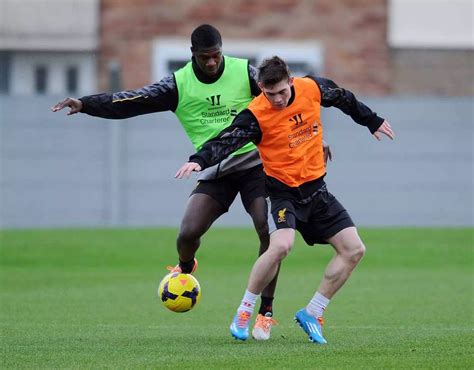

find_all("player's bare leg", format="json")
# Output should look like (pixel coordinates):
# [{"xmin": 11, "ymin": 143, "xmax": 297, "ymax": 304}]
[
  {"xmin": 317, "ymin": 227, "xmax": 365, "ymax": 298},
  {"xmin": 247, "ymin": 228, "xmax": 295, "ymax": 294},
  {"xmin": 247, "ymin": 197, "xmax": 280, "ymax": 301},
  {"xmin": 173, "ymin": 193, "xmax": 225, "ymax": 273},
  {"xmin": 295, "ymin": 226, "xmax": 365, "ymax": 344},
  {"xmin": 231, "ymin": 228, "xmax": 294, "ymax": 340},
  {"xmin": 247, "ymin": 197, "xmax": 281, "ymax": 339}
]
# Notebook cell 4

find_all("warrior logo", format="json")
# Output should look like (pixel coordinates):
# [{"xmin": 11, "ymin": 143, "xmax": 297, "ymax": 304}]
[
  {"xmin": 206, "ymin": 94, "xmax": 221, "ymax": 106},
  {"xmin": 289, "ymin": 113, "xmax": 304, "ymax": 128}
]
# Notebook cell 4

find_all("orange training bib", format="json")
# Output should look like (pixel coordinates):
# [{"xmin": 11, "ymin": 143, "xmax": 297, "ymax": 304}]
[{"xmin": 248, "ymin": 77, "xmax": 325, "ymax": 187}]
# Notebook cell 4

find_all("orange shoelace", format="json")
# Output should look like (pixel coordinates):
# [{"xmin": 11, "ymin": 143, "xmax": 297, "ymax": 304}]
[
  {"xmin": 237, "ymin": 311, "xmax": 251, "ymax": 328},
  {"xmin": 166, "ymin": 265, "xmax": 180, "ymax": 272},
  {"xmin": 165, "ymin": 259, "xmax": 197, "ymax": 273},
  {"xmin": 255, "ymin": 315, "xmax": 278, "ymax": 330},
  {"xmin": 317, "ymin": 317, "xmax": 325, "ymax": 326}
]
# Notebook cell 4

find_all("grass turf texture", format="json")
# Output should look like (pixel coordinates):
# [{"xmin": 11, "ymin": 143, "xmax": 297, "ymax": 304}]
[{"xmin": 1, "ymin": 228, "xmax": 472, "ymax": 369}]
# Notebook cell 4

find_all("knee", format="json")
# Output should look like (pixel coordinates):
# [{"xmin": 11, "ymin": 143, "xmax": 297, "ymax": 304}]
[
  {"xmin": 177, "ymin": 223, "xmax": 202, "ymax": 247},
  {"xmin": 336, "ymin": 238, "xmax": 365, "ymax": 265},
  {"xmin": 344, "ymin": 241, "xmax": 366, "ymax": 264},
  {"xmin": 271, "ymin": 240, "xmax": 293, "ymax": 261}
]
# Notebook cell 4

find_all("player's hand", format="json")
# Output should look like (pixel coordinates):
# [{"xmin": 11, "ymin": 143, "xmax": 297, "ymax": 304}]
[
  {"xmin": 373, "ymin": 120, "xmax": 395, "ymax": 141},
  {"xmin": 175, "ymin": 162, "xmax": 202, "ymax": 179},
  {"xmin": 322, "ymin": 140, "xmax": 332, "ymax": 164},
  {"xmin": 51, "ymin": 98, "xmax": 83, "ymax": 115}
]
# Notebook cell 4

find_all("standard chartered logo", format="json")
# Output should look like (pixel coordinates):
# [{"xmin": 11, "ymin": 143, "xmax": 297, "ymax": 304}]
[
  {"xmin": 200, "ymin": 108, "xmax": 231, "ymax": 125},
  {"xmin": 201, "ymin": 94, "xmax": 233, "ymax": 125}
]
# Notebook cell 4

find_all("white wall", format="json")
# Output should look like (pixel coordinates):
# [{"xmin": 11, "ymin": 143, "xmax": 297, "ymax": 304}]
[
  {"xmin": 0, "ymin": 0, "xmax": 99, "ymax": 51},
  {"xmin": 388, "ymin": 0, "xmax": 474, "ymax": 48},
  {"xmin": 10, "ymin": 52, "xmax": 97, "ymax": 95}
]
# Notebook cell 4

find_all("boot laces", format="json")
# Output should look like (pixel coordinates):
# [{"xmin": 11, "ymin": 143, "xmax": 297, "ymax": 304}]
[
  {"xmin": 256, "ymin": 314, "xmax": 278, "ymax": 330},
  {"xmin": 237, "ymin": 311, "xmax": 251, "ymax": 328}
]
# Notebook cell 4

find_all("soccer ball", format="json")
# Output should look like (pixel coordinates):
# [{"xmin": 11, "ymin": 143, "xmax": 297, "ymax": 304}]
[{"xmin": 158, "ymin": 272, "xmax": 201, "ymax": 312}]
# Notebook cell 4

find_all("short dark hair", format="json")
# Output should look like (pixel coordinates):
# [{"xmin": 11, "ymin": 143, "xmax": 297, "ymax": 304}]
[
  {"xmin": 258, "ymin": 56, "xmax": 291, "ymax": 86},
  {"xmin": 191, "ymin": 24, "xmax": 222, "ymax": 50}
]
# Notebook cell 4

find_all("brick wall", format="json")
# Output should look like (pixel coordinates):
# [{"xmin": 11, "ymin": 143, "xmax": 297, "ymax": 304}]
[
  {"xmin": 391, "ymin": 49, "xmax": 474, "ymax": 96},
  {"xmin": 99, "ymin": 0, "xmax": 473, "ymax": 96},
  {"xmin": 99, "ymin": 0, "xmax": 390, "ymax": 95}
]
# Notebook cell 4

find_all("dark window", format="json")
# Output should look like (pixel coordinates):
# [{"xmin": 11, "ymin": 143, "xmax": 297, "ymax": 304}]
[
  {"xmin": 35, "ymin": 65, "xmax": 48, "ymax": 94},
  {"xmin": 107, "ymin": 61, "xmax": 122, "ymax": 91},
  {"xmin": 167, "ymin": 56, "xmax": 258, "ymax": 74},
  {"xmin": 167, "ymin": 60, "xmax": 188, "ymax": 72},
  {"xmin": 231, "ymin": 55, "xmax": 257, "ymax": 66},
  {"xmin": 66, "ymin": 66, "xmax": 78, "ymax": 93},
  {"xmin": 287, "ymin": 62, "xmax": 316, "ymax": 77},
  {"xmin": 0, "ymin": 51, "xmax": 11, "ymax": 94}
]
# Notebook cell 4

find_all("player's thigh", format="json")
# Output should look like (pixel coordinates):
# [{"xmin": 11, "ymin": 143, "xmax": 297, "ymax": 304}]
[
  {"xmin": 180, "ymin": 193, "xmax": 226, "ymax": 236},
  {"xmin": 267, "ymin": 197, "xmax": 297, "ymax": 235},
  {"xmin": 268, "ymin": 228, "xmax": 296, "ymax": 257},
  {"xmin": 238, "ymin": 164, "xmax": 266, "ymax": 214},
  {"xmin": 326, "ymin": 226, "xmax": 365, "ymax": 260},
  {"xmin": 246, "ymin": 196, "xmax": 268, "ymax": 233},
  {"xmin": 192, "ymin": 178, "xmax": 239, "ymax": 213},
  {"xmin": 299, "ymin": 191, "xmax": 354, "ymax": 246}
]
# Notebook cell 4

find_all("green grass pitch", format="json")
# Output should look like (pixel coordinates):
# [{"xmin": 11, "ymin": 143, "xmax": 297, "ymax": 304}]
[{"xmin": 1, "ymin": 227, "xmax": 472, "ymax": 368}]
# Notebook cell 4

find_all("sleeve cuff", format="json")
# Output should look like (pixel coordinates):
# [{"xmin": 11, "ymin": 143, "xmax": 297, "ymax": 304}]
[
  {"xmin": 367, "ymin": 116, "xmax": 385, "ymax": 134},
  {"xmin": 189, "ymin": 155, "xmax": 206, "ymax": 169},
  {"xmin": 78, "ymin": 97, "xmax": 88, "ymax": 114}
]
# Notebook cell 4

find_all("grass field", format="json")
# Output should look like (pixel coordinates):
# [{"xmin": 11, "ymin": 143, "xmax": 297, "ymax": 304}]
[{"xmin": 1, "ymin": 227, "xmax": 472, "ymax": 369}]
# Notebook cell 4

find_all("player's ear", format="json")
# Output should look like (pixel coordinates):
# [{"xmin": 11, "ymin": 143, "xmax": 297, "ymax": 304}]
[
  {"xmin": 258, "ymin": 82, "xmax": 264, "ymax": 90},
  {"xmin": 288, "ymin": 77, "xmax": 294, "ymax": 86}
]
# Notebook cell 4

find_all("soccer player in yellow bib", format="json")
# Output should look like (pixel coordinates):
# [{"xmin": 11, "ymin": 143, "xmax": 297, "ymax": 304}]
[{"xmin": 176, "ymin": 56, "xmax": 394, "ymax": 343}]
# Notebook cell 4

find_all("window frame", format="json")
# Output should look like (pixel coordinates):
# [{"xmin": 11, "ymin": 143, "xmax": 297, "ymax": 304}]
[{"xmin": 152, "ymin": 38, "xmax": 323, "ymax": 81}]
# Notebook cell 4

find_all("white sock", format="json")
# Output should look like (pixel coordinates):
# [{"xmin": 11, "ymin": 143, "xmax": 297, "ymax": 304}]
[
  {"xmin": 306, "ymin": 292, "xmax": 330, "ymax": 318},
  {"xmin": 238, "ymin": 289, "xmax": 259, "ymax": 314}
]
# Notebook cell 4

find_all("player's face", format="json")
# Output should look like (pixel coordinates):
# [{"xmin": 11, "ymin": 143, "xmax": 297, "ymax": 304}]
[
  {"xmin": 260, "ymin": 78, "xmax": 294, "ymax": 110},
  {"xmin": 192, "ymin": 45, "xmax": 223, "ymax": 77}
]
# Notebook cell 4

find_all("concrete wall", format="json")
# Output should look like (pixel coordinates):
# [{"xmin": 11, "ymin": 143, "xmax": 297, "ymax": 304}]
[{"xmin": 0, "ymin": 96, "xmax": 472, "ymax": 229}]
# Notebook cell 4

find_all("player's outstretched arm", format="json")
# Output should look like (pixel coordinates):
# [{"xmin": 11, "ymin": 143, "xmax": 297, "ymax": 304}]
[
  {"xmin": 51, "ymin": 97, "xmax": 83, "ymax": 115},
  {"xmin": 175, "ymin": 162, "xmax": 202, "ymax": 179},
  {"xmin": 373, "ymin": 120, "xmax": 395, "ymax": 141},
  {"xmin": 52, "ymin": 75, "xmax": 178, "ymax": 119}
]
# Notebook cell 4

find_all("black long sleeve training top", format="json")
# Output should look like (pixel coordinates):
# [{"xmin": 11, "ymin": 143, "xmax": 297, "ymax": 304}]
[
  {"xmin": 189, "ymin": 76, "xmax": 385, "ymax": 171},
  {"xmin": 78, "ymin": 58, "xmax": 261, "ymax": 119}
]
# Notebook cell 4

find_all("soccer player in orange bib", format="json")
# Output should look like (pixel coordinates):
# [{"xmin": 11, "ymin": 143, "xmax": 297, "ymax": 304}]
[{"xmin": 176, "ymin": 56, "xmax": 394, "ymax": 344}]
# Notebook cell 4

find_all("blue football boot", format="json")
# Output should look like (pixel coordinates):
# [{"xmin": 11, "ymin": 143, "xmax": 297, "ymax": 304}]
[
  {"xmin": 230, "ymin": 310, "xmax": 252, "ymax": 341},
  {"xmin": 294, "ymin": 308, "xmax": 327, "ymax": 344}
]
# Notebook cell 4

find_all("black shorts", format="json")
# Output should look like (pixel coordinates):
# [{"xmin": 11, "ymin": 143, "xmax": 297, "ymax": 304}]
[
  {"xmin": 191, "ymin": 164, "xmax": 266, "ymax": 212},
  {"xmin": 267, "ymin": 187, "xmax": 355, "ymax": 245}
]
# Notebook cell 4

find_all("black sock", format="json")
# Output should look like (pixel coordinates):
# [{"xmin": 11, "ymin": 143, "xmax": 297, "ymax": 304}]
[
  {"xmin": 259, "ymin": 296, "xmax": 274, "ymax": 316},
  {"xmin": 179, "ymin": 258, "xmax": 195, "ymax": 274}
]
